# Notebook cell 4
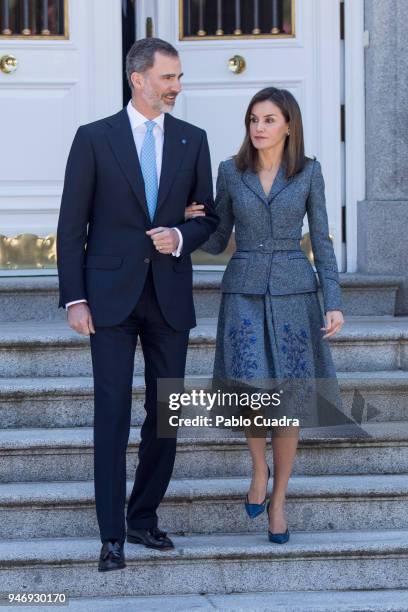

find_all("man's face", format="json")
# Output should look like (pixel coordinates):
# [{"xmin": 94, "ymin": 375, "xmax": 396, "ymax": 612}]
[{"xmin": 134, "ymin": 52, "xmax": 183, "ymax": 113}]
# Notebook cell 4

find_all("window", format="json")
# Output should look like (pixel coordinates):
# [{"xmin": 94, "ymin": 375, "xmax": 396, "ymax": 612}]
[
  {"xmin": 0, "ymin": 0, "xmax": 67, "ymax": 38},
  {"xmin": 180, "ymin": 0, "xmax": 294, "ymax": 40}
]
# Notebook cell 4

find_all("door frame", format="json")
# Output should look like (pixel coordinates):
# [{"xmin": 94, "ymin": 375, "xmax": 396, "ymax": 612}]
[
  {"xmin": 344, "ymin": 0, "xmax": 366, "ymax": 273},
  {"xmin": 312, "ymin": 0, "xmax": 343, "ymax": 269}
]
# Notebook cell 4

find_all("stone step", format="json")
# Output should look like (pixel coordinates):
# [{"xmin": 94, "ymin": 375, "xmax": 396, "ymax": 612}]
[
  {"xmin": 1, "ymin": 370, "xmax": 407, "ymax": 428},
  {"xmin": 1, "ymin": 473, "xmax": 407, "ymax": 539},
  {"xmin": 1, "ymin": 530, "xmax": 408, "ymax": 597},
  {"xmin": 39, "ymin": 590, "xmax": 408, "ymax": 612},
  {"xmin": 1, "ymin": 421, "xmax": 408, "ymax": 483},
  {"xmin": 16, "ymin": 590, "xmax": 408, "ymax": 612},
  {"xmin": 0, "ymin": 272, "xmax": 403, "ymax": 321},
  {"xmin": 0, "ymin": 316, "xmax": 407, "ymax": 377}
]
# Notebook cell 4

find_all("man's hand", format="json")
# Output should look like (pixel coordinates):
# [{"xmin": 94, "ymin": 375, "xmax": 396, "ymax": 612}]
[
  {"xmin": 146, "ymin": 227, "xmax": 180, "ymax": 254},
  {"xmin": 185, "ymin": 202, "xmax": 206, "ymax": 220},
  {"xmin": 67, "ymin": 302, "xmax": 95, "ymax": 336},
  {"xmin": 321, "ymin": 310, "xmax": 344, "ymax": 339}
]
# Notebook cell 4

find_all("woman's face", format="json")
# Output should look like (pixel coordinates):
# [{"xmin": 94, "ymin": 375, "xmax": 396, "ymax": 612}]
[{"xmin": 249, "ymin": 100, "xmax": 289, "ymax": 152}]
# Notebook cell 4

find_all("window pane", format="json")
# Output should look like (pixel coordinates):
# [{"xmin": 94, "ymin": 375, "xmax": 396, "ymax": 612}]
[
  {"xmin": 1, "ymin": 0, "xmax": 67, "ymax": 37},
  {"xmin": 181, "ymin": 0, "xmax": 293, "ymax": 40}
]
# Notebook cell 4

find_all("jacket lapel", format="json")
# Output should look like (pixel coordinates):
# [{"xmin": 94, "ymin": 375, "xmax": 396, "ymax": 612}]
[
  {"xmin": 241, "ymin": 163, "xmax": 293, "ymax": 206},
  {"xmin": 106, "ymin": 108, "xmax": 149, "ymax": 219},
  {"xmin": 267, "ymin": 164, "xmax": 294, "ymax": 202},
  {"xmin": 242, "ymin": 168, "xmax": 268, "ymax": 206},
  {"xmin": 155, "ymin": 113, "xmax": 188, "ymax": 216}
]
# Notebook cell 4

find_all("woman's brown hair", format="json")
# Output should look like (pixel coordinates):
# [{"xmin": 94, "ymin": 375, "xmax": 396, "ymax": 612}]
[{"xmin": 234, "ymin": 87, "xmax": 305, "ymax": 178}]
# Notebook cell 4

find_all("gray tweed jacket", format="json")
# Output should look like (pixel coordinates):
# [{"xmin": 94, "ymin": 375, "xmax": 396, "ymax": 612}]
[{"xmin": 200, "ymin": 156, "xmax": 343, "ymax": 313}]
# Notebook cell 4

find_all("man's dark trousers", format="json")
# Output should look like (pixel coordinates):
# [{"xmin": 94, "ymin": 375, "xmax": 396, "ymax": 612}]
[{"xmin": 90, "ymin": 264, "xmax": 189, "ymax": 542}]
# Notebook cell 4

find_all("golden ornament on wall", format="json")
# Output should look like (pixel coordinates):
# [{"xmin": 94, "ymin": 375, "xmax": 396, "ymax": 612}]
[{"xmin": 0, "ymin": 234, "xmax": 57, "ymax": 269}]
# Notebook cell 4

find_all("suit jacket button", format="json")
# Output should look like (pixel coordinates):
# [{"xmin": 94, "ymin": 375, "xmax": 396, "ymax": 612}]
[{"xmin": 144, "ymin": 258, "xmax": 150, "ymax": 264}]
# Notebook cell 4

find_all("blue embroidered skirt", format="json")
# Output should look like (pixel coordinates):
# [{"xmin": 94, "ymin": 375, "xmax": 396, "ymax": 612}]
[{"xmin": 212, "ymin": 291, "xmax": 344, "ymax": 429}]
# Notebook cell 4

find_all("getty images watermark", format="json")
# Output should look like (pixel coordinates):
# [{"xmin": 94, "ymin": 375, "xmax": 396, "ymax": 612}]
[
  {"xmin": 157, "ymin": 379, "xmax": 300, "ymax": 437},
  {"xmin": 166, "ymin": 388, "xmax": 299, "ymax": 428},
  {"xmin": 156, "ymin": 376, "xmax": 365, "ymax": 438}
]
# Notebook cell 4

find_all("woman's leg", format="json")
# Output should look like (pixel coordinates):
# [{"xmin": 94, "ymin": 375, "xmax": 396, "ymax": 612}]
[
  {"xmin": 246, "ymin": 436, "xmax": 269, "ymax": 503},
  {"xmin": 268, "ymin": 425, "xmax": 300, "ymax": 532}
]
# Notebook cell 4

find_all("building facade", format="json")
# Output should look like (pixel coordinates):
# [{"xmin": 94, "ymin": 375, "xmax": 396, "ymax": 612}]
[{"xmin": 0, "ymin": 0, "xmax": 407, "ymax": 311}]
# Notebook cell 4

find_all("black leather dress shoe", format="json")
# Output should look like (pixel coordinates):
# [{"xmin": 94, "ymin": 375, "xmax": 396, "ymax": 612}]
[
  {"xmin": 127, "ymin": 526, "xmax": 174, "ymax": 550},
  {"xmin": 98, "ymin": 540, "xmax": 126, "ymax": 572}
]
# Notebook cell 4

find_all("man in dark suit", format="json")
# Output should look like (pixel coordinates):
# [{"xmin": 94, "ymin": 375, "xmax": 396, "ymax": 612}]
[{"xmin": 56, "ymin": 38, "xmax": 218, "ymax": 572}]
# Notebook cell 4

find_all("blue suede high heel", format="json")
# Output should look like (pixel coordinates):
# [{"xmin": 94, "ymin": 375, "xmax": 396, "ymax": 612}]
[
  {"xmin": 244, "ymin": 465, "xmax": 270, "ymax": 519},
  {"xmin": 267, "ymin": 501, "xmax": 290, "ymax": 544}
]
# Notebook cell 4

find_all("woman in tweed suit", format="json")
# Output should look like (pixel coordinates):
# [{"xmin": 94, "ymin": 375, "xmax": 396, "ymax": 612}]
[{"xmin": 186, "ymin": 87, "xmax": 344, "ymax": 542}]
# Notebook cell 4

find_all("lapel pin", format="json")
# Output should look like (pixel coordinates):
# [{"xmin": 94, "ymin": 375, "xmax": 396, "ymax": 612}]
[{"xmin": 181, "ymin": 138, "xmax": 187, "ymax": 144}]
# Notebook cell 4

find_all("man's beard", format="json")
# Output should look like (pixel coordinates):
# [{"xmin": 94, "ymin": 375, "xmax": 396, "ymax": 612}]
[
  {"xmin": 144, "ymin": 89, "xmax": 177, "ymax": 113},
  {"xmin": 160, "ymin": 98, "xmax": 175, "ymax": 112}
]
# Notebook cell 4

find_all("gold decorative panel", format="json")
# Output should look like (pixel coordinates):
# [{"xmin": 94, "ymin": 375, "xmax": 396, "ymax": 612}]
[
  {"xmin": 0, "ymin": 233, "xmax": 57, "ymax": 269},
  {"xmin": 0, "ymin": 232, "xmax": 332, "ymax": 270},
  {"xmin": 0, "ymin": 0, "xmax": 68, "ymax": 39},
  {"xmin": 180, "ymin": 0, "xmax": 294, "ymax": 40}
]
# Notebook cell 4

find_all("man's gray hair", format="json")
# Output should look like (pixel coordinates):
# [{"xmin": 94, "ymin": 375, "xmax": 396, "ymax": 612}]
[{"xmin": 126, "ymin": 38, "xmax": 179, "ymax": 89}]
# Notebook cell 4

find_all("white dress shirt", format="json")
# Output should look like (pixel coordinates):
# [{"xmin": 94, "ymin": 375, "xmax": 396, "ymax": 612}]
[
  {"xmin": 127, "ymin": 99, "xmax": 165, "ymax": 181},
  {"xmin": 65, "ymin": 101, "xmax": 183, "ymax": 309}
]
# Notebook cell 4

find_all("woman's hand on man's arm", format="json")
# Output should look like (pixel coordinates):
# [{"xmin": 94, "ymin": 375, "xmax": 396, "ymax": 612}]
[{"xmin": 185, "ymin": 201, "xmax": 206, "ymax": 220}]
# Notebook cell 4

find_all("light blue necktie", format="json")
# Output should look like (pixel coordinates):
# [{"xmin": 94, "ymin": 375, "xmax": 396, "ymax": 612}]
[{"xmin": 140, "ymin": 120, "xmax": 158, "ymax": 221}]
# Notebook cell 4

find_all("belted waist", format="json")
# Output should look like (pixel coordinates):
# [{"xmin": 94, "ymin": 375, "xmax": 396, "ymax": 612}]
[{"xmin": 235, "ymin": 238, "xmax": 301, "ymax": 253}]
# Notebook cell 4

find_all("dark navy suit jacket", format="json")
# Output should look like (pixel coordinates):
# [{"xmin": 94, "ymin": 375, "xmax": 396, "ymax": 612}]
[{"xmin": 56, "ymin": 108, "xmax": 218, "ymax": 330}]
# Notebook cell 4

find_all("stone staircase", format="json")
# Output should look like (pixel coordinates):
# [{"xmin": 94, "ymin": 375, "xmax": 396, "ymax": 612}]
[{"xmin": 0, "ymin": 272, "xmax": 408, "ymax": 611}]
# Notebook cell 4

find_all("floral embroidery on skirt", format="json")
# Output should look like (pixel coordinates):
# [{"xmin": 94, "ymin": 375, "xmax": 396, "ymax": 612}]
[
  {"xmin": 228, "ymin": 317, "xmax": 258, "ymax": 380},
  {"xmin": 213, "ymin": 291, "xmax": 344, "ymax": 429}
]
